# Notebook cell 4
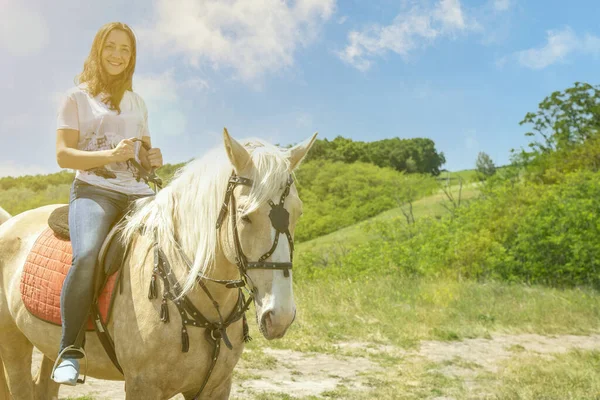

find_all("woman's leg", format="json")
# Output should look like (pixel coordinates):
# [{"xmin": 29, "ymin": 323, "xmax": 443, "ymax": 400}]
[{"xmin": 58, "ymin": 182, "xmax": 127, "ymax": 360}]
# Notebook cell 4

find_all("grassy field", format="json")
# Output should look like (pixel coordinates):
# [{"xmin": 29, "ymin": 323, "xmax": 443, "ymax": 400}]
[{"xmin": 259, "ymin": 277, "xmax": 600, "ymax": 352}]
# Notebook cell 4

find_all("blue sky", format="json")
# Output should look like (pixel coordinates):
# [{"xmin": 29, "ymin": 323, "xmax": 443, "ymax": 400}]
[{"xmin": 1, "ymin": 0, "xmax": 599, "ymax": 177}]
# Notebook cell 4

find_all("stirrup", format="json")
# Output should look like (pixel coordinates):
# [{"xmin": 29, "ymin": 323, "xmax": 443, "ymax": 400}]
[{"xmin": 51, "ymin": 345, "xmax": 89, "ymax": 385}]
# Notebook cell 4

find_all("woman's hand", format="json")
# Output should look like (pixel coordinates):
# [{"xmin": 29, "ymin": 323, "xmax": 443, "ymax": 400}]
[
  {"xmin": 112, "ymin": 138, "xmax": 136, "ymax": 162},
  {"xmin": 147, "ymin": 148, "xmax": 163, "ymax": 169}
]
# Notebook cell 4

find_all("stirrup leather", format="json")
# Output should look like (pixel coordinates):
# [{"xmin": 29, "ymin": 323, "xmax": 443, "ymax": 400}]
[{"xmin": 51, "ymin": 345, "xmax": 89, "ymax": 384}]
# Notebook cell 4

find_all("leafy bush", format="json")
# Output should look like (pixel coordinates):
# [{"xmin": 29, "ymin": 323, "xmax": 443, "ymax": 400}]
[
  {"xmin": 294, "ymin": 160, "xmax": 439, "ymax": 242},
  {"xmin": 0, "ymin": 170, "xmax": 74, "ymax": 191},
  {"xmin": 297, "ymin": 165, "xmax": 600, "ymax": 289},
  {"xmin": 0, "ymin": 184, "xmax": 71, "ymax": 215}
]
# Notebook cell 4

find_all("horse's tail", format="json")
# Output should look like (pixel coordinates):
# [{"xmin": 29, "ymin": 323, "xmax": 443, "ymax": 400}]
[{"xmin": 0, "ymin": 354, "xmax": 9, "ymax": 399}]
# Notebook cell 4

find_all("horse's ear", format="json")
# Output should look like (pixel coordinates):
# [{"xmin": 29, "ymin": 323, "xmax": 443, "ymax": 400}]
[
  {"xmin": 288, "ymin": 132, "xmax": 318, "ymax": 171},
  {"xmin": 223, "ymin": 128, "xmax": 251, "ymax": 172}
]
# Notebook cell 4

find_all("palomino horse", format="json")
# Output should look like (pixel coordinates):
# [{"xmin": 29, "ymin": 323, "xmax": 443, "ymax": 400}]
[
  {"xmin": 0, "ymin": 206, "xmax": 10, "ymax": 225},
  {"xmin": 0, "ymin": 129, "xmax": 317, "ymax": 399}
]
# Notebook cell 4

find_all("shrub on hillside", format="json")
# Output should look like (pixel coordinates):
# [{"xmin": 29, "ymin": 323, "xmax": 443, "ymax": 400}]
[
  {"xmin": 0, "ymin": 184, "xmax": 71, "ymax": 216},
  {"xmin": 0, "ymin": 170, "xmax": 74, "ymax": 191},
  {"xmin": 294, "ymin": 160, "xmax": 439, "ymax": 242},
  {"xmin": 298, "ymin": 168, "xmax": 600, "ymax": 289},
  {"xmin": 501, "ymin": 170, "xmax": 600, "ymax": 287}
]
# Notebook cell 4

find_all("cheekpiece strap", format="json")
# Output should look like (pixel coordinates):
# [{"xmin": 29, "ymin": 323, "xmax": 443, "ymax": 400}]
[{"xmin": 216, "ymin": 174, "xmax": 254, "ymax": 229}]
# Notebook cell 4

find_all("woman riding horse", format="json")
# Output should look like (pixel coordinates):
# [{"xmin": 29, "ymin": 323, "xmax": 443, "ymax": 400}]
[{"xmin": 52, "ymin": 21, "xmax": 163, "ymax": 385}]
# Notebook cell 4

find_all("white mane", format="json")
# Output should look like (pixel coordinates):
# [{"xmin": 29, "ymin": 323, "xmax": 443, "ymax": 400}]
[
  {"xmin": 120, "ymin": 138, "xmax": 292, "ymax": 297},
  {"xmin": 0, "ymin": 206, "xmax": 11, "ymax": 225}
]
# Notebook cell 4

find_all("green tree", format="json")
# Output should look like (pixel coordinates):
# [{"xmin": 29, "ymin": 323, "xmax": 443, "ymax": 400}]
[
  {"xmin": 476, "ymin": 152, "xmax": 496, "ymax": 178},
  {"xmin": 301, "ymin": 136, "xmax": 445, "ymax": 175},
  {"xmin": 519, "ymin": 82, "xmax": 600, "ymax": 158}
]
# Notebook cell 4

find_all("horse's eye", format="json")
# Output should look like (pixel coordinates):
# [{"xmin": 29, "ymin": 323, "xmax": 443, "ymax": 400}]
[{"xmin": 241, "ymin": 215, "xmax": 252, "ymax": 223}]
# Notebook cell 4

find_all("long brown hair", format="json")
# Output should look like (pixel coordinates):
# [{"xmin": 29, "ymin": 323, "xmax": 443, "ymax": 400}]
[{"xmin": 75, "ymin": 22, "xmax": 137, "ymax": 114}]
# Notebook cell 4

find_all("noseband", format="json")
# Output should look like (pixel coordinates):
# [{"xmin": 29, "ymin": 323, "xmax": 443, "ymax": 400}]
[{"xmin": 216, "ymin": 173, "xmax": 295, "ymax": 279}]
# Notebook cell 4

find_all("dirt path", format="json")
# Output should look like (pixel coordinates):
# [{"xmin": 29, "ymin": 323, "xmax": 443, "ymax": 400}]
[
  {"xmin": 33, "ymin": 333, "xmax": 600, "ymax": 399},
  {"xmin": 32, "ymin": 348, "xmax": 378, "ymax": 400}
]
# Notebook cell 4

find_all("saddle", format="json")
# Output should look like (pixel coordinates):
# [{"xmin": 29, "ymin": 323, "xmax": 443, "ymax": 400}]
[{"xmin": 19, "ymin": 205, "xmax": 131, "ymax": 374}]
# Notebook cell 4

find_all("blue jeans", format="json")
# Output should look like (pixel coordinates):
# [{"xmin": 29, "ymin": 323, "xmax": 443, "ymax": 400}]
[{"xmin": 59, "ymin": 179, "xmax": 153, "ymax": 358}]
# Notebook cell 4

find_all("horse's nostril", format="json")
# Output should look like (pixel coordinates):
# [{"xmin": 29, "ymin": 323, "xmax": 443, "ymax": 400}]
[{"xmin": 261, "ymin": 310, "xmax": 273, "ymax": 329}]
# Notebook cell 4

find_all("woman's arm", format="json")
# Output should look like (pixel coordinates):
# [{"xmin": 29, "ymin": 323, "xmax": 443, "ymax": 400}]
[{"xmin": 56, "ymin": 129, "xmax": 134, "ymax": 170}]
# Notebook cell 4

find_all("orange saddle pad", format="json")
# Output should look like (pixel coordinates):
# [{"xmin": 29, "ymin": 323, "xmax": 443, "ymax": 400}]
[{"xmin": 20, "ymin": 227, "xmax": 120, "ymax": 331}]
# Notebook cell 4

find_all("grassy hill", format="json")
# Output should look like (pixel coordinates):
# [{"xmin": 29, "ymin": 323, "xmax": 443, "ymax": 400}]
[{"xmin": 297, "ymin": 180, "xmax": 480, "ymax": 254}]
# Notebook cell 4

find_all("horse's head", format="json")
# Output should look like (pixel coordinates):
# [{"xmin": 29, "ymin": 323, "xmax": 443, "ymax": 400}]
[{"xmin": 219, "ymin": 128, "xmax": 317, "ymax": 340}]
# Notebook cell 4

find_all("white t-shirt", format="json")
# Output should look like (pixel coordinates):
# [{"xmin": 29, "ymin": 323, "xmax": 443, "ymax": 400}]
[{"xmin": 56, "ymin": 84, "xmax": 155, "ymax": 195}]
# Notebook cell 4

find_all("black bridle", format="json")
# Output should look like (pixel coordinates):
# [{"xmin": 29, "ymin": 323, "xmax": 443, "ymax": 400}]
[
  {"xmin": 216, "ymin": 173, "xmax": 295, "ymax": 279},
  {"xmin": 145, "ymin": 171, "xmax": 297, "ymax": 399}
]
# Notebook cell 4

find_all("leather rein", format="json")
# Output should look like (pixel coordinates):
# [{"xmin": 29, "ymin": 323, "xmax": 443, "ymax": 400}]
[
  {"xmin": 146, "ymin": 171, "xmax": 296, "ymax": 399},
  {"xmin": 129, "ymin": 138, "xmax": 163, "ymax": 192}
]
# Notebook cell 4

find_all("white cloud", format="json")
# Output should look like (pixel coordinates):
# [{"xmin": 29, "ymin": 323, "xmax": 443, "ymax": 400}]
[
  {"xmin": 0, "ymin": 2, "xmax": 49, "ymax": 56},
  {"xmin": 134, "ymin": 71, "xmax": 204, "ymax": 137},
  {"xmin": 181, "ymin": 78, "xmax": 210, "ymax": 91},
  {"xmin": 434, "ymin": 0, "xmax": 467, "ymax": 31},
  {"xmin": 493, "ymin": 0, "xmax": 512, "ymax": 12},
  {"xmin": 137, "ymin": 0, "xmax": 335, "ymax": 82},
  {"xmin": 134, "ymin": 72, "xmax": 180, "ymax": 104},
  {"xmin": 513, "ymin": 27, "xmax": 600, "ymax": 70},
  {"xmin": 339, "ymin": 0, "xmax": 477, "ymax": 71}
]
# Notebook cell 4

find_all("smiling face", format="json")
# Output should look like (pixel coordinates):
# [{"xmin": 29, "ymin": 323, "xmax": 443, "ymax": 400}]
[{"xmin": 101, "ymin": 29, "xmax": 132, "ymax": 76}]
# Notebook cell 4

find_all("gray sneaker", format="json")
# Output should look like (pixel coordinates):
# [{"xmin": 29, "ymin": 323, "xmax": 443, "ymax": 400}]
[{"xmin": 52, "ymin": 358, "xmax": 80, "ymax": 386}]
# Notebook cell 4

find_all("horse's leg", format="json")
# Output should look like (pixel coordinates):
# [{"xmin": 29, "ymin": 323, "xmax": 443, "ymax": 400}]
[
  {"xmin": 0, "ymin": 324, "xmax": 35, "ymax": 400},
  {"xmin": 183, "ymin": 376, "xmax": 233, "ymax": 400},
  {"xmin": 124, "ymin": 377, "xmax": 164, "ymax": 400},
  {"xmin": 33, "ymin": 355, "xmax": 59, "ymax": 400}
]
